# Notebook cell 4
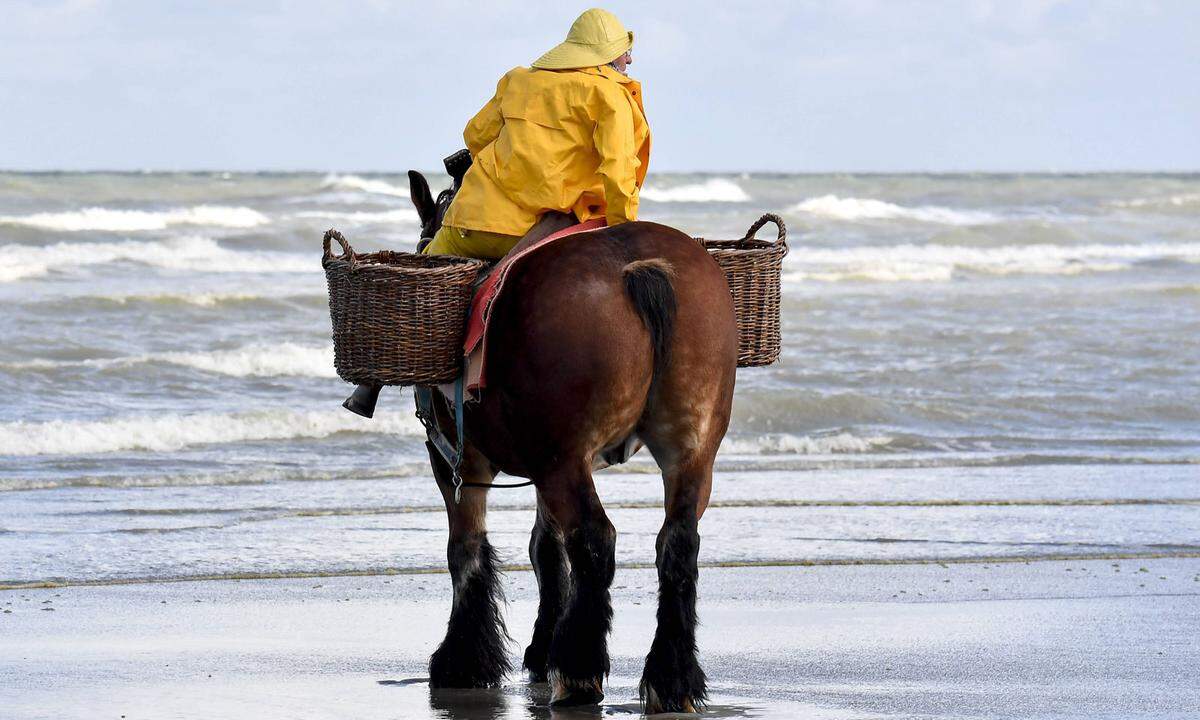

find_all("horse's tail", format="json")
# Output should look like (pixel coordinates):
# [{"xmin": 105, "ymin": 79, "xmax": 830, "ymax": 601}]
[{"xmin": 622, "ymin": 258, "xmax": 677, "ymax": 385}]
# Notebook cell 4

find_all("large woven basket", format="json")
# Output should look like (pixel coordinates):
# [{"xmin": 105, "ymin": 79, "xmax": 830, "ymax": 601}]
[
  {"xmin": 322, "ymin": 229, "xmax": 484, "ymax": 386},
  {"xmin": 697, "ymin": 213, "xmax": 789, "ymax": 367}
]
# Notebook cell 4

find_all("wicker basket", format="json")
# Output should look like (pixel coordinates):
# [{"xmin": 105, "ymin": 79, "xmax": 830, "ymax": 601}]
[
  {"xmin": 697, "ymin": 214, "xmax": 789, "ymax": 367},
  {"xmin": 322, "ymin": 229, "xmax": 485, "ymax": 386}
]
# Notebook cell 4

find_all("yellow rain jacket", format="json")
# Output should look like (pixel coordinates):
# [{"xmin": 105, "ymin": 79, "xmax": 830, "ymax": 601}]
[{"xmin": 441, "ymin": 65, "xmax": 651, "ymax": 238}]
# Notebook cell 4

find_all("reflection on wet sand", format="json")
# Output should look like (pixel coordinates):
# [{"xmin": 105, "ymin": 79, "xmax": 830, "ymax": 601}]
[{"xmin": 381, "ymin": 678, "xmax": 758, "ymax": 719}]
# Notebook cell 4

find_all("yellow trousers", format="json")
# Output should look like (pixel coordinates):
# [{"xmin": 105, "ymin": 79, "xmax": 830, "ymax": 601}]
[{"xmin": 422, "ymin": 224, "xmax": 521, "ymax": 261}]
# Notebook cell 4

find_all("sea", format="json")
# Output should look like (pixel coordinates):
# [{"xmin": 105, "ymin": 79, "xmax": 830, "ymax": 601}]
[{"xmin": 1, "ymin": 171, "xmax": 1197, "ymax": 588}]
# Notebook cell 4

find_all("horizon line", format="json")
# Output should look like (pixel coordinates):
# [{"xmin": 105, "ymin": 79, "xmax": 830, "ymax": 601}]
[{"xmin": 3, "ymin": 168, "xmax": 1199, "ymax": 176}]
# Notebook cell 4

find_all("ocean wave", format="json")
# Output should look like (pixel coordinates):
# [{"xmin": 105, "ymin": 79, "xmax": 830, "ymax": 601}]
[
  {"xmin": 792, "ymin": 195, "xmax": 1000, "ymax": 225},
  {"xmin": 1113, "ymin": 193, "xmax": 1200, "ymax": 209},
  {"xmin": 321, "ymin": 174, "xmax": 409, "ymax": 197},
  {"xmin": 722, "ymin": 432, "xmax": 894, "ymax": 455},
  {"xmin": 0, "ymin": 205, "xmax": 269, "ymax": 232},
  {"xmin": 6, "ymin": 343, "xmax": 336, "ymax": 378},
  {"xmin": 0, "ymin": 236, "xmax": 315, "ymax": 282},
  {"xmin": 92, "ymin": 290, "xmax": 322, "ymax": 307},
  {"xmin": 16, "ymin": 290, "xmax": 323, "ymax": 311},
  {"xmin": 783, "ymin": 241, "xmax": 1200, "ymax": 283},
  {"xmin": 0, "ymin": 466, "xmax": 421, "ymax": 493},
  {"xmin": 291, "ymin": 208, "xmax": 420, "ymax": 224},
  {"xmin": 640, "ymin": 178, "xmax": 750, "ymax": 203},
  {"xmin": 0, "ymin": 408, "xmax": 425, "ymax": 457},
  {"xmin": 149, "ymin": 343, "xmax": 335, "ymax": 378}
]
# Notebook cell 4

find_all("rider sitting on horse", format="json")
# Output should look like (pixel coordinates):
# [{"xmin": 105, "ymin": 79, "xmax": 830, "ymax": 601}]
[{"xmin": 422, "ymin": 8, "xmax": 651, "ymax": 260}]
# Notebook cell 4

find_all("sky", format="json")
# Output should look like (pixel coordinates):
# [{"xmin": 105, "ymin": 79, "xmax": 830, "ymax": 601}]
[{"xmin": 1, "ymin": 0, "xmax": 1198, "ymax": 173}]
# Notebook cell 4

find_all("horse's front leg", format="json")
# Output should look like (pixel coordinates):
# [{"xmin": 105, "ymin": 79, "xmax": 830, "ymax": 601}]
[
  {"xmin": 522, "ymin": 503, "xmax": 568, "ymax": 681},
  {"xmin": 427, "ymin": 441, "xmax": 512, "ymax": 688},
  {"xmin": 537, "ymin": 466, "xmax": 615, "ymax": 706}
]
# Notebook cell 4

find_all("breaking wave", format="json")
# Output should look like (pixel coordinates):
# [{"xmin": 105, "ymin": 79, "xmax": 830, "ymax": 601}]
[
  {"xmin": 0, "ymin": 409, "xmax": 425, "ymax": 457},
  {"xmin": 291, "ymin": 208, "xmax": 420, "ymax": 224},
  {"xmin": 0, "ymin": 466, "xmax": 422, "ymax": 493},
  {"xmin": 85, "ymin": 290, "xmax": 321, "ymax": 307},
  {"xmin": 640, "ymin": 178, "xmax": 750, "ymax": 203},
  {"xmin": 0, "ymin": 205, "xmax": 269, "ymax": 232},
  {"xmin": 6, "ymin": 343, "xmax": 336, "ymax": 378},
  {"xmin": 784, "ymin": 241, "xmax": 1200, "ymax": 283},
  {"xmin": 320, "ymin": 174, "xmax": 409, "ymax": 197},
  {"xmin": 0, "ymin": 236, "xmax": 315, "ymax": 282},
  {"xmin": 1113, "ymin": 193, "xmax": 1200, "ymax": 209},
  {"xmin": 722, "ymin": 432, "xmax": 894, "ymax": 455},
  {"xmin": 792, "ymin": 195, "xmax": 1000, "ymax": 225},
  {"xmin": 158, "ymin": 344, "xmax": 334, "ymax": 377}
]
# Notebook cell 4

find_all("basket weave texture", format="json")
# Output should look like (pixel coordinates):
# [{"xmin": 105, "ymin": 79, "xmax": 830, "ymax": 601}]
[
  {"xmin": 322, "ymin": 229, "xmax": 484, "ymax": 386},
  {"xmin": 697, "ymin": 213, "xmax": 789, "ymax": 367}
]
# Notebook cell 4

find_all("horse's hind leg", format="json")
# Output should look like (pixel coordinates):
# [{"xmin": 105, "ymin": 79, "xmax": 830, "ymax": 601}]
[
  {"xmin": 536, "ymin": 464, "xmax": 616, "ymax": 706},
  {"xmin": 522, "ymin": 502, "xmax": 568, "ymax": 682},
  {"xmin": 426, "ymin": 442, "xmax": 512, "ymax": 688},
  {"xmin": 636, "ymin": 375, "xmax": 731, "ymax": 712},
  {"xmin": 638, "ymin": 452, "xmax": 712, "ymax": 713}
]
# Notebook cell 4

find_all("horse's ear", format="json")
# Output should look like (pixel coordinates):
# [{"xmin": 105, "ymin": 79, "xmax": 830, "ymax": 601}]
[{"xmin": 408, "ymin": 170, "xmax": 435, "ymax": 228}]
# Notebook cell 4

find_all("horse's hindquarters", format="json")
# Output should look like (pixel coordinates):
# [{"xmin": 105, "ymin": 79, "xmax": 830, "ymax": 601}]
[{"xmin": 472, "ymin": 222, "xmax": 737, "ymax": 478}]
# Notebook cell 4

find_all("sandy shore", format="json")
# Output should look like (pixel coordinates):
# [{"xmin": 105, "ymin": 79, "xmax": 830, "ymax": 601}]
[{"xmin": 2, "ymin": 558, "xmax": 1198, "ymax": 719}]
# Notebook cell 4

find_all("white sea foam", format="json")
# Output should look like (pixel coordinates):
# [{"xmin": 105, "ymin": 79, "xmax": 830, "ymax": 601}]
[
  {"xmin": 783, "ymin": 241, "xmax": 1200, "ymax": 283},
  {"xmin": 792, "ymin": 195, "xmax": 1000, "ymax": 225},
  {"xmin": 640, "ymin": 178, "xmax": 750, "ymax": 203},
  {"xmin": 6, "ymin": 343, "xmax": 336, "ymax": 378},
  {"xmin": 1113, "ymin": 193, "xmax": 1200, "ymax": 209},
  {"xmin": 0, "ymin": 466, "xmax": 421, "ymax": 492},
  {"xmin": 0, "ymin": 408, "xmax": 425, "ymax": 457},
  {"xmin": 292, "ymin": 208, "xmax": 420, "ymax": 224},
  {"xmin": 321, "ymin": 174, "xmax": 409, "ymax": 197},
  {"xmin": 89, "ymin": 290, "xmax": 321, "ymax": 307},
  {"xmin": 722, "ymin": 432, "xmax": 894, "ymax": 455},
  {"xmin": 154, "ymin": 343, "xmax": 336, "ymax": 377},
  {"xmin": 0, "ymin": 236, "xmax": 315, "ymax": 282},
  {"xmin": 0, "ymin": 205, "xmax": 269, "ymax": 232}
]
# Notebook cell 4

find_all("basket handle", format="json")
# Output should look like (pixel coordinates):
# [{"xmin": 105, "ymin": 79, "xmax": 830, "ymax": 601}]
[
  {"xmin": 740, "ymin": 213, "xmax": 787, "ymax": 249},
  {"xmin": 322, "ymin": 228, "xmax": 355, "ymax": 265}
]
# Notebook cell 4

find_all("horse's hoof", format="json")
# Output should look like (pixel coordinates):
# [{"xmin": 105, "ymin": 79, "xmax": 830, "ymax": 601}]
[
  {"xmin": 548, "ymin": 669, "xmax": 604, "ymax": 706},
  {"xmin": 429, "ymin": 645, "xmax": 508, "ymax": 689},
  {"xmin": 642, "ymin": 685, "xmax": 699, "ymax": 715},
  {"xmin": 522, "ymin": 644, "xmax": 548, "ymax": 683}
]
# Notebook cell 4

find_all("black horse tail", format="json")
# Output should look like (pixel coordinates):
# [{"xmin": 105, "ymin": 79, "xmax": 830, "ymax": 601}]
[{"xmin": 622, "ymin": 258, "xmax": 677, "ymax": 386}]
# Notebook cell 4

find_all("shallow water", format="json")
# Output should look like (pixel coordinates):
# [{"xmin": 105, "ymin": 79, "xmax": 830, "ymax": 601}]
[{"xmin": 1, "ymin": 171, "xmax": 1197, "ymax": 586}]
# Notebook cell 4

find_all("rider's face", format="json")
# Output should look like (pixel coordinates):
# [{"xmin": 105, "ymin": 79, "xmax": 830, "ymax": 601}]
[{"xmin": 610, "ymin": 50, "xmax": 632, "ymax": 73}]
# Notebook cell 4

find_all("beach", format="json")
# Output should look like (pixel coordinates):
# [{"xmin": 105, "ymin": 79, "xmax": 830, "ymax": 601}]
[
  {"xmin": 2, "ymin": 171, "xmax": 1199, "ymax": 717},
  {"xmin": 3, "ymin": 461, "xmax": 1199, "ymax": 718},
  {"xmin": 4, "ymin": 558, "xmax": 1199, "ymax": 719}
]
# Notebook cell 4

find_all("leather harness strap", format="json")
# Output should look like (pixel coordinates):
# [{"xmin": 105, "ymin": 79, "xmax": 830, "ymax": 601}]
[{"xmin": 414, "ymin": 382, "xmax": 534, "ymax": 503}]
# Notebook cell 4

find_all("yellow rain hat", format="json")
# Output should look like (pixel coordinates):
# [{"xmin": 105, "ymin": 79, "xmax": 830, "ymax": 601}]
[{"xmin": 531, "ymin": 8, "xmax": 633, "ymax": 70}]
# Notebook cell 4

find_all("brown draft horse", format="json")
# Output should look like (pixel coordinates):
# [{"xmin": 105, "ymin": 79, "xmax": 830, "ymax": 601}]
[{"xmin": 407, "ymin": 171, "xmax": 737, "ymax": 713}]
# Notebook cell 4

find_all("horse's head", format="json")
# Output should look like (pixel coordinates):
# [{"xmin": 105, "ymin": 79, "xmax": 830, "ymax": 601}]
[
  {"xmin": 408, "ymin": 170, "xmax": 440, "ymax": 243},
  {"xmin": 410, "ymin": 151, "xmax": 473, "ymax": 251}
]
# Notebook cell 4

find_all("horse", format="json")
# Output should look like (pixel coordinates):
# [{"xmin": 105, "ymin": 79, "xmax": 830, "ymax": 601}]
[{"xmin": 406, "ymin": 170, "xmax": 737, "ymax": 713}]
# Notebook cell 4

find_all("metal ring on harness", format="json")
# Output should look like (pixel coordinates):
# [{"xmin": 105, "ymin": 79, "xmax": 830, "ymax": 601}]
[
  {"xmin": 415, "ymin": 380, "xmax": 535, "ymax": 503},
  {"xmin": 451, "ymin": 375, "xmax": 465, "ymax": 502}
]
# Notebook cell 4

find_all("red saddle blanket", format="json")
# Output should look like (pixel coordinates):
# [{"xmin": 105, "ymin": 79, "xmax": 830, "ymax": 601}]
[{"xmin": 463, "ymin": 218, "xmax": 606, "ymax": 392}]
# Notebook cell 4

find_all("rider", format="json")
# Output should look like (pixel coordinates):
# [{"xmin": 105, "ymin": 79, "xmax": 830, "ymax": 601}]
[{"xmin": 423, "ymin": 8, "xmax": 651, "ymax": 260}]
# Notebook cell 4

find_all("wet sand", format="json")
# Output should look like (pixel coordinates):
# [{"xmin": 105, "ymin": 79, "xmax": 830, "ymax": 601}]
[{"xmin": 3, "ymin": 558, "xmax": 1198, "ymax": 719}]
